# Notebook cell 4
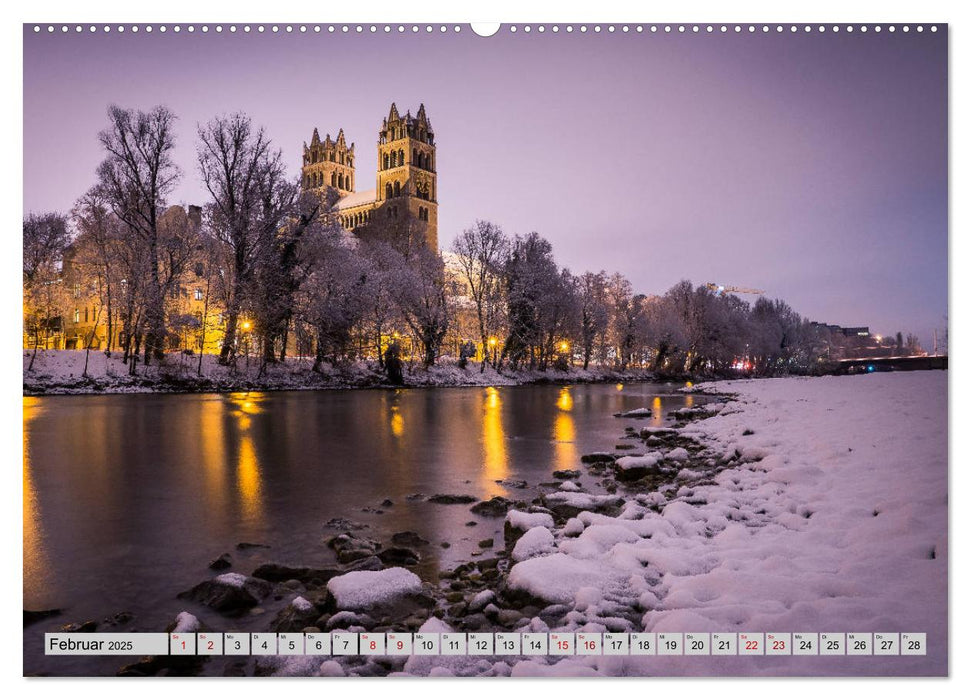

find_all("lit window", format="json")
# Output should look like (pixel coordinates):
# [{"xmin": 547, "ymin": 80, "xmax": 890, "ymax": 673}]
[
  {"xmin": 194, "ymin": 289, "xmax": 204, "ymax": 301},
  {"xmin": 73, "ymin": 309, "xmax": 79, "ymax": 323}
]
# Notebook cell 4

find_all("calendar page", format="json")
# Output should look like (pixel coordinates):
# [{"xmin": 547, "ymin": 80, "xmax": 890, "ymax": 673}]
[{"xmin": 21, "ymin": 15, "xmax": 948, "ymax": 680}]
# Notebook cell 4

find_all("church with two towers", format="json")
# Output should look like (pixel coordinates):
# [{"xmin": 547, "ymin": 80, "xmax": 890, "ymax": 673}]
[{"xmin": 301, "ymin": 103, "xmax": 439, "ymax": 250}]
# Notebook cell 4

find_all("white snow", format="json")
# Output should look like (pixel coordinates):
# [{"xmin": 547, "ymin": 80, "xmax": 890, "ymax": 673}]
[
  {"xmin": 616, "ymin": 408, "xmax": 652, "ymax": 417},
  {"xmin": 214, "ymin": 572, "xmax": 248, "ymax": 588},
  {"xmin": 505, "ymin": 510, "xmax": 555, "ymax": 531},
  {"xmin": 615, "ymin": 452, "xmax": 663, "ymax": 471},
  {"xmin": 291, "ymin": 595, "xmax": 313, "ymax": 612},
  {"xmin": 326, "ymin": 567, "xmax": 422, "ymax": 611},
  {"xmin": 525, "ymin": 373, "xmax": 945, "ymax": 676},
  {"xmin": 171, "ymin": 611, "xmax": 200, "ymax": 633},
  {"xmin": 666, "ymin": 447, "xmax": 690, "ymax": 461},
  {"xmin": 507, "ymin": 553, "xmax": 624, "ymax": 604},
  {"xmin": 511, "ymin": 526, "xmax": 555, "ymax": 561},
  {"xmin": 23, "ymin": 348, "xmax": 658, "ymax": 394}
]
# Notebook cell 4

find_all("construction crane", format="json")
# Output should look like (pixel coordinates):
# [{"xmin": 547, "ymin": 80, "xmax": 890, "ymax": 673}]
[{"xmin": 704, "ymin": 282, "xmax": 765, "ymax": 297}]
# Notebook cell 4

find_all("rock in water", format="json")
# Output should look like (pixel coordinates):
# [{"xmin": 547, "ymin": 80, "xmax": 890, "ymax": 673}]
[
  {"xmin": 208, "ymin": 553, "xmax": 232, "ymax": 570},
  {"xmin": 580, "ymin": 453, "xmax": 616, "ymax": 464},
  {"xmin": 377, "ymin": 547, "xmax": 421, "ymax": 566},
  {"xmin": 391, "ymin": 531, "xmax": 429, "ymax": 548},
  {"xmin": 177, "ymin": 573, "xmax": 272, "ymax": 615},
  {"xmin": 251, "ymin": 563, "xmax": 340, "ymax": 585},
  {"xmin": 325, "ymin": 567, "xmax": 432, "ymax": 619},
  {"xmin": 271, "ymin": 596, "xmax": 320, "ymax": 633},
  {"xmin": 428, "ymin": 494, "xmax": 477, "ymax": 504},
  {"xmin": 24, "ymin": 609, "xmax": 62, "ymax": 627},
  {"xmin": 470, "ymin": 496, "xmax": 513, "ymax": 517}
]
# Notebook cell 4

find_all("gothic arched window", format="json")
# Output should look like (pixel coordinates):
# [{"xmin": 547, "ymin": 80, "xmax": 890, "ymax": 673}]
[
  {"xmin": 394, "ymin": 181, "xmax": 401, "ymax": 197},
  {"xmin": 386, "ymin": 183, "xmax": 394, "ymax": 200},
  {"xmin": 398, "ymin": 149, "xmax": 404, "ymax": 166}
]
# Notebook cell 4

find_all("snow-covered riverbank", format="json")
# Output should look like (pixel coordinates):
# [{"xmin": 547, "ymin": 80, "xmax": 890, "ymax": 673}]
[
  {"xmin": 22, "ymin": 349, "xmax": 654, "ymax": 395},
  {"xmin": 43, "ymin": 371, "xmax": 943, "ymax": 677},
  {"xmin": 247, "ymin": 371, "xmax": 947, "ymax": 677}
]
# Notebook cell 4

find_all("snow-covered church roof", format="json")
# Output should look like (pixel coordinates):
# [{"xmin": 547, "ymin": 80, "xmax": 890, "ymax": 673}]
[{"xmin": 337, "ymin": 189, "xmax": 377, "ymax": 210}]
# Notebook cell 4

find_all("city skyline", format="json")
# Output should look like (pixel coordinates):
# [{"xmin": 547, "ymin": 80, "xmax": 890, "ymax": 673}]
[{"xmin": 23, "ymin": 26, "xmax": 947, "ymax": 345}]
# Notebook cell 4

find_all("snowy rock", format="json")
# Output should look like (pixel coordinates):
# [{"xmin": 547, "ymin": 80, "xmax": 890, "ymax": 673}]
[
  {"xmin": 504, "ymin": 509, "xmax": 555, "ymax": 547},
  {"xmin": 177, "ymin": 572, "xmax": 272, "ymax": 615},
  {"xmin": 666, "ymin": 447, "xmax": 690, "ymax": 462},
  {"xmin": 318, "ymin": 660, "xmax": 346, "ymax": 677},
  {"xmin": 614, "ymin": 452, "xmax": 663, "ymax": 481},
  {"xmin": 272, "ymin": 596, "xmax": 320, "ymax": 633},
  {"xmin": 542, "ymin": 492, "xmax": 624, "ymax": 518},
  {"xmin": 613, "ymin": 407, "xmax": 652, "ymax": 418},
  {"xmin": 169, "ymin": 611, "xmax": 201, "ymax": 633},
  {"xmin": 326, "ymin": 567, "xmax": 424, "ymax": 612},
  {"xmin": 470, "ymin": 496, "xmax": 514, "ymax": 517},
  {"xmin": 511, "ymin": 526, "xmax": 555, "ymax": 561},
  {"xmin": 507, "ymin": 553, "xmax": 620, "ymax": 605},
  {"xmin": 562, "ymin": 517, "xmax": 585, "ymax": 536}
]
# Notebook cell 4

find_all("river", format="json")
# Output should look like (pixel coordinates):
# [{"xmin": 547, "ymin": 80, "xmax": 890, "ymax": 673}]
[{"xmin": 23, "ymin": 381, "xmax": 698, "ymax": 675}]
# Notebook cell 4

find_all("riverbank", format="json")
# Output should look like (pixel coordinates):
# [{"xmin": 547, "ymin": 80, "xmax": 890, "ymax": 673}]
[
  {"xmin": 23, "ymin": 349, "xmax": 655, "ymax": 396},
  {"xmin": 256, "ymin": 371, "xmax": 947, "ymax": 677},
  {"xmin": 26, "ymin": 371, "xmax": 944, "ymax": 677}
]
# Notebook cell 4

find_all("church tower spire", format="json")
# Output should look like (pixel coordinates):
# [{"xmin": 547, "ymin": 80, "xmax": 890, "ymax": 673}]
[
  {"xmin": 375, "ymin": 102, "xmax": 438, "ymax": 249},
  {"xmin": 301, "ymin": 126, "xmax": 356, "ymax": 195}
]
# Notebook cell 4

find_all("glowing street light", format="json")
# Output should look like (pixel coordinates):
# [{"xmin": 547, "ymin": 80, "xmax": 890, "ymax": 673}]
[
  {"xmin": 488, "ymin": 336, "xmax": 498, "ymax": 347},
  {"xmin": 559, "ymin": 341, "xmax": 570, "ymax": 353},
  {"xmin": 241, "ymin": 320, "xmax": 252, "ymax": 332}
]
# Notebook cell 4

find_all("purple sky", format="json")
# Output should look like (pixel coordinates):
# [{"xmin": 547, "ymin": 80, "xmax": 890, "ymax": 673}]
[{"xmin": 23, "ymin": 26, "xmax": 947, "ymax": 346}]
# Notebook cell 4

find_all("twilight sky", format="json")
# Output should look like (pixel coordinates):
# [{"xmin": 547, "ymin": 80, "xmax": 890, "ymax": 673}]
[{"xmin": 23, "ymin": 25, "xmax": 947, "ymax": 345}]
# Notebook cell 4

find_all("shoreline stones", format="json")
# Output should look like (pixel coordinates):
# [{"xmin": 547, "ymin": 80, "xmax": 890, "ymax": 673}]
[
  {"xmin": 428, "ymin": 494, "xmax": 477, "ymax": 505},
  {"xmin": 470, "ymin": 496, "xmax": 514, "ymax": 517},
  {"xmin": 177, "ymin": 573, "xmax": 272, "ymax": 615}
]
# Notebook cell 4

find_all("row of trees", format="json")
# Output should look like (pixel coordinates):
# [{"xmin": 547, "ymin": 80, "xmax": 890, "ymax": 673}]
[{"xmin": 24, "ymin": 103, "xmax": 904, "ymax": 380}]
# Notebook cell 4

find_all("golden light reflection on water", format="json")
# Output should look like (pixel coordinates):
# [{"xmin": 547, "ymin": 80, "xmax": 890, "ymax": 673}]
[
  {"xmin": 554, "ymin": 387, "xmax": 577, "ymax": 471},
  {"xmin": 226, "ymin": 393, "xmax": 264, "ymax": 525},
  {"xmin": 615, "ymin": 383, "xmax": 624, "ymax": 391},
  {"xmin": 200, "ymin": 398, "xmax": 228, "ymax": 511},
  {"xmin": 685, "ymin": 394, "xmax": 695, "ymax": 408},
  {"xmin": 237, "ymin": 435, "xmax": 262, "ymax": 524},
  {"xmin": 23, "ymin": 397, "xmax": 52, "ymax": 595},
  {"xmin": 482, "ymin": 387, "xmax": 508, "ymax": 482},
  {"xmin": 390, "ymin": 392, "xmax": 405, "ymax": 438},
  {"xmin": 651, "ymin": 396, "xmax": 664, "ymax": 427}
]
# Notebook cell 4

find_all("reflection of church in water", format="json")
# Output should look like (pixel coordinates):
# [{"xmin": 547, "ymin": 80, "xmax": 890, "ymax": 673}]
[{"xmin": 301, "ymin": 102, "xmax": 438, "ymax": 249}]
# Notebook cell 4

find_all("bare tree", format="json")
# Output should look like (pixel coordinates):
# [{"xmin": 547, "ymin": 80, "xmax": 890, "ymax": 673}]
[
  {"xmin": 576, "ymin": 271, "xmax": 610, "ymax": 370},
  {"xmin": 96, "ymin": 105, "xmax": 181, "ymax": 364},
  {"xmin": 23, "ymin": 212, "xmax": 71, "ymax": 369},
  {"xmin": 198, "ymin": 112, "xmax": 285, "ymax": 364},
  {"xmin": 397, "ymin": 247, "xmax": 452, "ymax": 368},
  {"xmin": 452, "ymin": 220, "xmax": 509, "ymax": 371}
]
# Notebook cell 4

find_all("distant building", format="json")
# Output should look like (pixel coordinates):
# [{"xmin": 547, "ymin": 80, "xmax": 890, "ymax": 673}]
[
  {"xmin": 809, "ymin": 321, "xmax": 870, "ymax": 338},
  {"xmin": 301, "ymin": 103, "xmax": 438, "ymax": 250}
]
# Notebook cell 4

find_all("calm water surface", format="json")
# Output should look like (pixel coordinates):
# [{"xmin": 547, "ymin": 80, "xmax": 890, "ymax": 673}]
[{"xmin": 23, "ymin": 382, "xmax": 698, "ymax": 674}]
